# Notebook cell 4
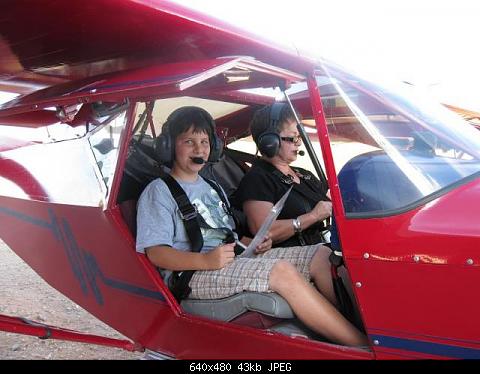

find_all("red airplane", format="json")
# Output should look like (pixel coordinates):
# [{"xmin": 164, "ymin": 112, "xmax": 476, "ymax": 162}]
[{"xmin": 1, "ymin": 0, "xmax": 480, "ymax": 360}]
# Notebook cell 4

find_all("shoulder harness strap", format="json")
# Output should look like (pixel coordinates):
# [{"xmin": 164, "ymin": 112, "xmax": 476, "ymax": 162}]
[
  {"xmin": 158, "ymin": 173, "xmax": 203, "ymax": 302},
  {"xmin": 159, "ymin": 173, "xmax": 203, "ymax": 252}
]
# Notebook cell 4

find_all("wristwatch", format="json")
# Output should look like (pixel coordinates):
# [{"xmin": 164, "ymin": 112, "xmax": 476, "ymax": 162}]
[{"xmin": 292, "ymin": 217, "xmax": 302, "ymax": 233}]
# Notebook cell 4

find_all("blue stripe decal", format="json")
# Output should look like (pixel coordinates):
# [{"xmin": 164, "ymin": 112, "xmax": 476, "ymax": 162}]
[
  {"xmin": 101, "ymin": 273, "xmax": 166, "ymax": 301},
  {"xmin": 371, "ymin": 335, "xmax": 480, "ymax": 359},
  {"xmin": 61, "ymin": 218, "xmax": 90, "ymax": 296},
  {"xmin": 0, "ymin": 206, "xmax": 60, "ymax": 241},
  {"xmin": 0, "ymin": 206, "xmax": 165, "ymax": 304}
]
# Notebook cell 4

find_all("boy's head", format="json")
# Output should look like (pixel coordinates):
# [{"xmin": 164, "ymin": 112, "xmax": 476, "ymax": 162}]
[{"xmin": 155, "ymin": 106, "xmax": 222, "ymax": 166}]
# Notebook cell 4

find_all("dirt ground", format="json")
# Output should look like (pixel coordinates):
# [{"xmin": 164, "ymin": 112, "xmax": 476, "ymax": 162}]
[{"xmin": 0, "ymin": 239, "xmax": 144, "ymax": 360}]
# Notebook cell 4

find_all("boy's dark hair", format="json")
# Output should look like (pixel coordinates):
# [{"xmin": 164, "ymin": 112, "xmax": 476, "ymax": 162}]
[{"xmin": 167, "ymin": 107, "xmax": 214, "ymax": 141}]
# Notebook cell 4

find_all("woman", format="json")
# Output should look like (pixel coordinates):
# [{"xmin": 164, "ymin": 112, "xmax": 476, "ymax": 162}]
[
  {"xmin": 235, "ymin": 103, "xmax": 366, "ymax": 335},
  {"xmin": 235, "ymin": 103, "xmax": 332, "ymax": 248}
]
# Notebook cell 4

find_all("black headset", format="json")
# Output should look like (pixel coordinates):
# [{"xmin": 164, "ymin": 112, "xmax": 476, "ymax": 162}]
[
  {"xmin": 256, "ymin": 102, "xmax": 286, "ymax": 158},
  {"xmin": 154, "ymin": 106, "xmax": 223, "ymax": 166}
]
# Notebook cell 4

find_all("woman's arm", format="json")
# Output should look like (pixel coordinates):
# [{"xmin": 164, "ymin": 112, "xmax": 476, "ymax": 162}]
[
  {"xmin": 146, "ymin": 244, "xmax": 235, "ymax": 271},
  {"xmin": 243, "ymin": 200, "xmax": 331, "ymax": 244}
]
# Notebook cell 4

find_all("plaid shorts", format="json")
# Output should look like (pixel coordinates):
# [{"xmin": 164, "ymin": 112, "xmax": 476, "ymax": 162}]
[{"xmin": 189, "ymin": 244, "xmax": 321, "ymax": 300}]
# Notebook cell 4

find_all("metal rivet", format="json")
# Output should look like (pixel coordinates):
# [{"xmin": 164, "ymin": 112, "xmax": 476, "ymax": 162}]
[
  {"xmin": 33, "ymin": 105, "xmax": 38, "ymax": 109},
  {"xmin": 363, "ymin": 253, "xmax": 370, "ymax": 259},
  {"xmin": 413, "ymin": 256, "xmax": 420, "ymax": 263},
  {"xmin": 467, "ymin": 259, "xmax": 474, "ymax": 265},
  {"xmin": 373, "ymin": 340, "xmax": 380, "ymax": 345},
  {"xmin": 355, "ymin": 282, "xmax": 362, "ymax": 288}
]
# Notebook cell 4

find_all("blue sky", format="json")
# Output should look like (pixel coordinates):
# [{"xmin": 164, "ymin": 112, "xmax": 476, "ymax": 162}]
[{"xmin": 171, "ymin": 0, "xmax": 480, "ymax": 111}]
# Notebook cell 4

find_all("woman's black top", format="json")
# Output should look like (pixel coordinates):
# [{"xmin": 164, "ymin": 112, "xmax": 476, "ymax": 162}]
[{"xmin": 234, "ymin": 159, "xmax": 330, "ymax": 248}]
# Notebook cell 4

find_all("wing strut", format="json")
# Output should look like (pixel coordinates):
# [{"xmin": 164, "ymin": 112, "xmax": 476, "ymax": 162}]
[{"xmin": 0, "ymin": 313, "xmax": 144, "ymax": 352}]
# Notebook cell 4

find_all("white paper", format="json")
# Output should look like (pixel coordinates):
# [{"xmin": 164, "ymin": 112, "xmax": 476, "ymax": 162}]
[{"xmin": 238, "ymin": 186, "xmax": 292, "ymax": 258}]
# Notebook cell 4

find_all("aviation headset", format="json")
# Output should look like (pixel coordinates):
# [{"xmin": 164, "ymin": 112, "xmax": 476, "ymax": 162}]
[
  {"xmin": 255, "ymin": 102, "xmax": 287, "ymax": 158},
  {"xmin": 154, "ymin": 106, "xmax": 223, "ymax": 166}
]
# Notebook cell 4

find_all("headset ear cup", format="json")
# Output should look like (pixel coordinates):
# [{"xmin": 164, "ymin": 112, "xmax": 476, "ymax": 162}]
[
  {"xmin": 154, "ymin": 133, "xmax": 172, "ymax": 165},
  {"xmin": 208, "ymin": 135, "xmax": 223, "ymax": 162},
  {"xmin": 258, "ymin": 133, "xmax": 281, "ymax": 158}
]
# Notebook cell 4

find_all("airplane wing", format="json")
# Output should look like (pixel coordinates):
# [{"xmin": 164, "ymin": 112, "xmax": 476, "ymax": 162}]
[
  {"xmin": 0, "ymin": 0, "xmax": 314, "ymax": 96},
  {"xmin": 0, "ymin": 57, "xmax": 304, "ymax": 118}
]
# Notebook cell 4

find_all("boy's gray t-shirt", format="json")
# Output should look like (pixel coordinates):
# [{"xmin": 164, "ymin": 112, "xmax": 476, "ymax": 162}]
[{"xmin": 136, "ymin": 176, "xmax": 235, "ymax": 281}]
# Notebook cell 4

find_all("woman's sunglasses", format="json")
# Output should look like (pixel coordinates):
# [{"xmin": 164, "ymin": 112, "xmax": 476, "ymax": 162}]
[{"xmin": 280, "ymin": 135, "xmax": 302, "ymax": 145}]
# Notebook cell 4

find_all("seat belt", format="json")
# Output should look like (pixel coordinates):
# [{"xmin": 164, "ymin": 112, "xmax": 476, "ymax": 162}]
[
  {"xmin": 269, "ymin": 168, "xmax": 330, "ymax": 243},
  {"xmin": 160, "ymin": 173, "xmax": 203, "ymax": 302}
]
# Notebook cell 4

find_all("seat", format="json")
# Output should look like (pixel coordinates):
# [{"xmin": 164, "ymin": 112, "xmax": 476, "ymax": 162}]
[
  {"xmin": 199, "ymin": 148, "xmax": 252, "ymax": 199},
  {"xmin": 119, "ymin": 198, "xmax": 138, "ymax": 236},
  {"xmin": 181, "ymin": 292, "xmax": 294, "ymax": 322}
]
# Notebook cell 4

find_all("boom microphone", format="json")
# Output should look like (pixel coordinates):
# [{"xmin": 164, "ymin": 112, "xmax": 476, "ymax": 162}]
[
  {"xmin": 297, "ymin": 150, "xmax": 305, "ymax": 156},
  {"xmin": 191, "ymin": 157, "xmax": 206, "ymax": 164}
]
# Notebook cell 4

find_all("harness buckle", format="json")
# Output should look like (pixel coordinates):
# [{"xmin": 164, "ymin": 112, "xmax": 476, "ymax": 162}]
[{"xmin": 180, "ymin": 205, "xmax": 198, "ymax": 221}]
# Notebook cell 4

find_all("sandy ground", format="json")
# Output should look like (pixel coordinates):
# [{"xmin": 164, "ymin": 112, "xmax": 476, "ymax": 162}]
[{"xmin": 0, "ymin": 239, "xmax": 144, "ymax": 360}]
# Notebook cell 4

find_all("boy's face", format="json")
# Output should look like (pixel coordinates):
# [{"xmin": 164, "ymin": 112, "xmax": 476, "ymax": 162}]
[{"xmin": 173, "ymin": 126, "xmax": 211, "ymax": 175}]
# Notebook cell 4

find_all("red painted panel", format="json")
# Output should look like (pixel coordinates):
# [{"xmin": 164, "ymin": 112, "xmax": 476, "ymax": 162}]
[
  {"xmin": 0, "ymin": 196, "xmax": 374, "ymax": 359},
  {"xmin": 0, "ymin": 198, "xmax": 170, "ymax": 338},
  {"xmin": 339, "ymin": 178, "xmax": 480, "ymax": 357},
  {"xmin": 0, "ymin": 110, "xmax": 58, "ymax": 128}
]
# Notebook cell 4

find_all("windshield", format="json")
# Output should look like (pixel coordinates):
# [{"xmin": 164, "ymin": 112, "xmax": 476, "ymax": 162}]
[{"xmin": 316, "ymin": 63, "xmax": 480, "ymax": 216}]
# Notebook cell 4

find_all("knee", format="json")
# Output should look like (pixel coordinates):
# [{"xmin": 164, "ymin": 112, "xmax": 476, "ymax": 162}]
[
  {"xmin": 310, "ymin": 245, "xmax": 331, "ymax": 274},
  {"xmin": 269, "ymin": 260, "xmax": 302, "ymax": 292}
]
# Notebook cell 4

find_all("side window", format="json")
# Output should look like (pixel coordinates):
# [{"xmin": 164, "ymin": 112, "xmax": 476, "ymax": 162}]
[
  {"xmin": 316, "ymin": 67, "xmax": 480, "ymax": 215},
  {"xmin": 89, "ymin": 110, "xmax": 127, "ymax": 197}
]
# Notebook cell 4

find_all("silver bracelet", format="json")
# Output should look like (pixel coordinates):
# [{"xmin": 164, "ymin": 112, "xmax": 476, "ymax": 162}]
[{"xmin": 292, "ymin": 217, "xmax": 302, "ymax": 233}]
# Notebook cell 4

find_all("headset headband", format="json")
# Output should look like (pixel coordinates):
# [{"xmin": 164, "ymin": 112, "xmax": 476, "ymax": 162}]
[{"xmin": 255, "ymin": 103, "xmax": 286, "ymax": 158}]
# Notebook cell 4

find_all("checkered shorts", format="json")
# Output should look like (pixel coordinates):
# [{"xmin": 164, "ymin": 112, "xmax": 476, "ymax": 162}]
[{"xmin": 189, "ymin": 244, "xmax": 320, "ymax": 300}]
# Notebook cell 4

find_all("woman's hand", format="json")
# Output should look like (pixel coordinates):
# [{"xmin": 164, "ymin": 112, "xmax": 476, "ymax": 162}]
[
  {"xmin": 311, "ymin": 200, "xmax": 332, "ymax": 221},
  {"xmin": 205, "ymin": 243, "xmax": 235, "ymax": 269},
  {"xmin": 255, "ymin": 233, "xmax": 273, "ymax": 255}
]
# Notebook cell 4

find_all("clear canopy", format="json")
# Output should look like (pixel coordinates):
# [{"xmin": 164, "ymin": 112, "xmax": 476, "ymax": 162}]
[{"xmin": 316, "ymin": 62, "xmax": 480, "ymax": 215}]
